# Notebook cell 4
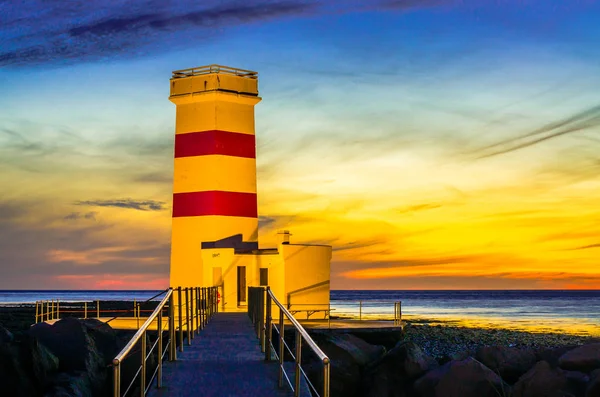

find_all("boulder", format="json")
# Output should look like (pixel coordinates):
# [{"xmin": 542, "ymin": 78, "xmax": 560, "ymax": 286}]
[
  {"xmin": 564, "ymin": 370, "xmax": 589, "ymax": 397},
  {"xmin": 29, "ymin": 317, "xmax": 115, "ymax": 396},
  {"xmin": 19, "ymin": 334, "xmax": 60, "ymax": 393},
  {"xmin": 513, "ymin": 360, "xmax": 571, "ymax": 397},
  {"xmin": 560, "ymin": 344, "xmax": 600, "ymax": 373},
  {"xmin": 536, "ymin": 346, "xmax": 580, "ymax": 368},
  {"xmin": 44, "ymin": 371, "xmax": 93, "ymax": 397},
  {"xmin": 586, "ymin": 369, "xmax": 600, "ymax": 397},
  {"xmin": 348, "ymin": 330, "xmax": 405, "ymax": 350},
  {"xmin": 413, "ymin": 357, "xmax": 509, "ymax": 397},
  {"xmin": 364, "ymin": 341, "xmax": 438, "ymax": 397},
  {"xmin": 0, "ymin": 343, "xmax": 38, "ymax": 397},
  {"xmin": 305, "ymin": 332, "xmax": 385, "ymax": 397},
  {"xmin": 475, "ymin": 345, "xmax": 537, "ymax": 383},
  {"xmin": 0, "ymin": 323, "xmax": 14, "ymax": 344}
]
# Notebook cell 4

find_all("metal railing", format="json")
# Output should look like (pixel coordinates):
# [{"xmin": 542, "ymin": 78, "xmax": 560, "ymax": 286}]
[
  {"xmin": 35, "ymin": 299, "xmax": 150, "ymax": 324},
  {"xmin": 248, "ymin": 287, "xmax": 330, "ymax": 397},
  {"xmin": 112, "ymin": 286, "xmax": 219, "ymax": 397},
  {"xmin": 171, "ymin": 64, "xmax": 258, "ymax": 79},
  {"xmin": 285, "ymin": 300, "xmax": 403, "ymax": 325},
  {"xmin": 35, "ymin": 299, "xmax": 60, "ymax": 322}
]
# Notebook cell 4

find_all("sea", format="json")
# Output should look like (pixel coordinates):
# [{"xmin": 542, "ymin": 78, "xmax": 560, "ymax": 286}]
[{"xmin": 1, "ymin": 289, "xmax": 598, "ymax": 336}]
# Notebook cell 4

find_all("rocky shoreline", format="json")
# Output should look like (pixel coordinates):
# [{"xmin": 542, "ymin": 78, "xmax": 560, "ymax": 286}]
[
  {"xmin": 0, "ymin": 303, "xmax": 160, "ymax": 397},
  {"xmin": 302, "ymin": 321, "xmax": 600, "ymax": 397},
  {"xmin": 1, "ymin": 305, "xmax": 599, "ymax": 396}
]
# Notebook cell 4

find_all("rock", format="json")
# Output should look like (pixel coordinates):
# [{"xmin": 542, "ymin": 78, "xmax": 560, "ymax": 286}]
[
  {"xmin": 364, "ymin": 341, "xmax": 438, "ymax": 397},
  {"xmin": 564, "ymin": 370, "xmax": 589, "ymax": 397},
  {"xmin": 475, "ymin": 345, "xmax": 537, "ymax": 383},
  {"xmin": 586, "ymin": 369, "xmax": 600, "ymax": 397},
  {"xmin": 348, "ymin": 330, "xmax": 405, "ymax": 350},
  {"xmin": 537, "ymin": 346, "xmax": 580, "ymax": 368},
  {"xmin": 560, "ymin": 344, "xmax": 600, "ymax": 373},
  {"xmin": 81, "ymin": 319, "xmax": 120, "ymax": 364},
  {"xmin": 29, "ymin": 317, "xmax": 115, "ymax": 396},
  {"xmin": 0, "ymin": 343, "xmax": 38, "ymax": 397},
  {"xmin": 19, "ymin": 334, "xmax": 60, "ymax": 393},
  {"xmin": 305, "ymin": 332, "xmax": 385, "ymax": 397},
  {"xmin": 513, "ymin": 360, "xmax": 571, "ymax": 397},
  {"xmin": 44, "ymin": 371, "xmax": 93, "ymax": 397},
  {"xmin": 0, "ymin": 323, "xmax": 14, "ymax": 344},
  {"xmin": 413, "ymin": 357, "xmax": 509, "ymax": 397}
]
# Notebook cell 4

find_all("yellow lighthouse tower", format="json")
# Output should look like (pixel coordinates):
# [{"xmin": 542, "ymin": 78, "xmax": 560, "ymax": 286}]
[{"xmin": 169, "ymin": 65, "xmax": 261, "ymax": 288}]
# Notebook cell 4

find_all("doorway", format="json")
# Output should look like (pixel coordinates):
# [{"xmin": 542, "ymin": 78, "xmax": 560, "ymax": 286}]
[{"xmin": 237, "ymin": 266, "xmax": 246, "ymax": 305}]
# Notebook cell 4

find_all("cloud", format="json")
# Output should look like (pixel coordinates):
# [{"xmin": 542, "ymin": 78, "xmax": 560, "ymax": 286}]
[
  {"xmin": 0, "ymin": 1, "xmax": 317, "ymax": 67},
  {"xmin": 46, "ymin": 244, "xmax": 169, "ymax": 266},
  {"xmin": 472, "ymin": 104, "xmax": 600, "ymax": 159},
  {"xmin": 75, "ymin": 199, "xmax": 166, "ymax": 211},
  {"xmin": 572, "ymin": 243, "xmax": 600, "ymax": 251},
  {"xmin": 64, "ymin": 211, "xmax": 97, "ymax": 221}
]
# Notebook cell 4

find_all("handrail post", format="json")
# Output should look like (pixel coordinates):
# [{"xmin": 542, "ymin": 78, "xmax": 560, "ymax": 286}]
[
  {"xmin": 140, "ymin": 330, "xmax": 146, "ymax": 397},
  {"xmin": 199, "ymin": 288, "xmax": 204, "ymax": 329},
  {"xmin": 84, "ymin": 302, "xmax": 88, "ymax": 319},
  {"xmin": 195, "ymin": 287, "xmax": 199, "ymax": 335},
  {"xmin": 294, "ymin": 330, "xmax": 302, "ymax": 396},
  {"xmin": 113, "ymin": 359, "xmax": 121, "ymax": 397},
  {"xmin": 265, "ymin": 287, "xmax": 272, "ymax": 361},
  {"xmin": 178, "ymin": 287, "xmax": 183, "ymax": 352},
  {"xmin": 202, "ymin": 288, "xmax": 206, "ymax": 328},
  {"xmin": 359, "ymin": 300, "xmax": 362, "ymax": 321},
  {"xmin": 260, "ymin": 288, "xmax": 265, "ymax": 353},
  {"xmin": 97, "ymin": 300, "xmax": 100, "ymax": 318},
  {"xmin": 186, "ymin": 288, "xmax": 191, "ymax": 345},
  {"xmin": 157, "ymin": 309, "xmax": 163, "ymax": 388},
  {"xmin": 169, "ymin": 291, "xmax": 176, "ymax": 361},
  {"xmin": 57, "ymin": 300, "xmax": 60, "ymax": 320},
  {"xmin": 188, "ymin": 287, "xmax": 194, "ymax": 340},
  {"xmin": 278, "ymin": 307, "xmax": 284, "ymax": 387},
  {"xmin": 35, "ymin": 301, "xmax": 39, "ymax": 323},
  {"xmin": 323, "ymin": 358, "xmax": 331, "ymax": 397}
]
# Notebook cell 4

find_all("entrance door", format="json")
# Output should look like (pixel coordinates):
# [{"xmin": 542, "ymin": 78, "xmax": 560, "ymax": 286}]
[{"xmin": 237, "ymin": 266, "xmax": 247, "ymax": 305}]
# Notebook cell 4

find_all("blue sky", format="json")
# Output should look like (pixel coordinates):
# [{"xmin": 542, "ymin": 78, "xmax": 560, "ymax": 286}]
[{"xmin": 1, "ymin": 0, "xmax": 599, "ymax": 289}]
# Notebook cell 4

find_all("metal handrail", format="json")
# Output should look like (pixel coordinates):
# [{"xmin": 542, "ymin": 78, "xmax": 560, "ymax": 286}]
[
  {"xmin": 112, "ymin": 288, "xmax": 175, "ymax": 397},
  {"xmin": 248, "ymin": 287, "xmax": 330, "ymax": 397},
  {"xmin": 111, "ymin": 286, "xmax": 219, "ymax": 397},
  {"xmin": 171, "ymin": 64, "xmax": 258, "ymax": 79}
]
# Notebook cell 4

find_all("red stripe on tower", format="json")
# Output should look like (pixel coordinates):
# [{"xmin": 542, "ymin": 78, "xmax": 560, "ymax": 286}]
[
  {"xmin": 174, "ymin": 130, "xmax": 256, "ymax": 159},
  {"xmin": 172, "ymin": 191, "xmax": 258, "ymax": 218}
]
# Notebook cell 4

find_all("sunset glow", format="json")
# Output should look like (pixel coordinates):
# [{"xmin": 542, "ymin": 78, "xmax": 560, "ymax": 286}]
[{"xmin": 1, "ymin": 0, "xmax": 599, "ymax": 289}]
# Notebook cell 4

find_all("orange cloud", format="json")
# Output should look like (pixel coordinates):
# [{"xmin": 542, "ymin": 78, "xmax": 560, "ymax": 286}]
[{"xmin": 55, "ymin": 274, "xmax": 168, "ymax": 290}]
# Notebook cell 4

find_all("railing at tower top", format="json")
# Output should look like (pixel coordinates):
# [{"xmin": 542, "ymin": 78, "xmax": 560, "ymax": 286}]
[
  {"xmin": 171, "ymin": 64, "xmax": 258, "ymax": 79},
  {"xmin": 248, "ymin": 287, "xmax": 330, "ymax": 397},
  {"xmin": 111, "ymin": 286, "xmax": 219, "ymax": 397}
]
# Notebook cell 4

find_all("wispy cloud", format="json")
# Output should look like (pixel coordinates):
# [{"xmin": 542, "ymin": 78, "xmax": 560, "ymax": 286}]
[
  {"xmin": 64, "ymin": 211, "xmax": 97, "ymax": 221},
  {"xmin": 472, "ymin": 104, "xmax": 600, "ymax": 159},
  {"xmin": 75, "ymin": 199, "xmax": 166, "ymax": 211},
  {"xmin": 571, "ymin": 243, "xmax": 600, "ymax": 251},
  {"xmin": 0, "ymin": 1, "xmax": 317, "ymax": 67}
]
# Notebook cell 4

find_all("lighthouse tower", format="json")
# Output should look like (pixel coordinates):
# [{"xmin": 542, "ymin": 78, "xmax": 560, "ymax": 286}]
[{"xmin": 169, "ymin": 65, "xmax": 261, "ymax": 288}]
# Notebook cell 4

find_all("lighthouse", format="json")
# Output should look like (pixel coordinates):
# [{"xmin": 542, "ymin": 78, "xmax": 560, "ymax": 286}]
[
  {"xmin": 169, "ymin": 65, "xmax": 331, "ymax": 311},
  {"xmin": 169, "ymin": 65, "xmax": 260, "ymax": 288}
]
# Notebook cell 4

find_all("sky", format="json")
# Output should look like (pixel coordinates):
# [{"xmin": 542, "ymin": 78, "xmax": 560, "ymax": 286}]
[{"xmin": 0, "ymin": 0, "xmax": 599, "ymax": 290}]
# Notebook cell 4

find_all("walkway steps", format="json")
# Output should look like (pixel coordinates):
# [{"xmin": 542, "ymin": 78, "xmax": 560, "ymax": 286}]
[{"xmin": 150, "ymin": 312, "xmax": 293, "ymax": 397}]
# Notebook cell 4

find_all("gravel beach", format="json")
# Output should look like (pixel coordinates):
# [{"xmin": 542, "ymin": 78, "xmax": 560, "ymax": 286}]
[{"xmin": 403, "ymin": 322, "xmax": 598, "ymax": 361}]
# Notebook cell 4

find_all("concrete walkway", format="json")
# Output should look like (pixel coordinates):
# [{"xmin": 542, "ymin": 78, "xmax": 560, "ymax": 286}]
[{"xmin": 150, "ymin": 312, "xmax": 292, "ymax": 397}]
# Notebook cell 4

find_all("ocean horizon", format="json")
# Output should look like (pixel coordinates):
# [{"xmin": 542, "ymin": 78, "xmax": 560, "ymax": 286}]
[{"xmin": 1, "ymin": 289, "xmax": 598, "ymax": 336}]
